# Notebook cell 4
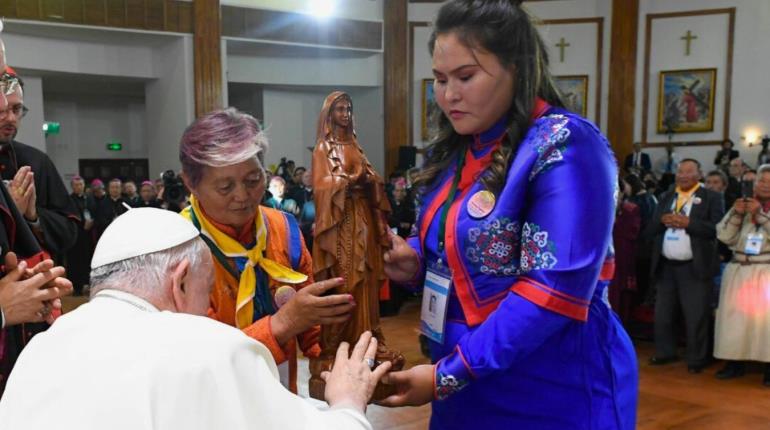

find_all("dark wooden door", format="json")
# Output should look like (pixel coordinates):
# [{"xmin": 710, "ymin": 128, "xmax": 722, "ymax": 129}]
[{"xmin": 78, "ymin": 158, "xmax": 150, "ymax": 185}]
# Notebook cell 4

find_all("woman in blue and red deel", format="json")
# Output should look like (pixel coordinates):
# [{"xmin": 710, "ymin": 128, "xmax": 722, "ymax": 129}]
[{"xmin": 380, "ymin": 1, "xmax": 638, "ymax": 428}]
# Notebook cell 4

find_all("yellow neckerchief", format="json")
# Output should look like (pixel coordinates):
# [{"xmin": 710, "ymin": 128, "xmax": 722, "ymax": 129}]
[
  {"xmin": 674, "ymin": 183, "xmax": 701, "ymax": 213},
  {"xmin": 181, "ymin": 195, "xmax": 307, "ymax": 329}
]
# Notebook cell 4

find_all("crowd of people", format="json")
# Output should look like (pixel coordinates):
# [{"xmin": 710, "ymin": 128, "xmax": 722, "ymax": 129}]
[{"xmin": 615, "ymin": 141, "xmax": 770, "ymax": 386}]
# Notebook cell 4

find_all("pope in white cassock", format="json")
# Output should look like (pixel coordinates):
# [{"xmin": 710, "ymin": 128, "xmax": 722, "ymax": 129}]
[{"xmin": 0, "ymin": 207, "xmax": 390, "ymax": 429}]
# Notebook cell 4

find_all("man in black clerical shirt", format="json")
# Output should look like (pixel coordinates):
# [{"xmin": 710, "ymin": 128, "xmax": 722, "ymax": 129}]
[{"xmin": 0, "ymin": 70, "xmax": 77, "ymax": 259}]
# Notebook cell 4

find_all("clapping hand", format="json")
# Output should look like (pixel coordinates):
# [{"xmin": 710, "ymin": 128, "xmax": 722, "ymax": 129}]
[{"xmin": 9, "ymin": 166, "xmax": 37, "ymax": 221}]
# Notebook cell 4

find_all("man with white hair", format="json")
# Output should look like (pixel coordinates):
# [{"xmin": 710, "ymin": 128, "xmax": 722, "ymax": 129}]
[{"xmin": 0, "ymin": 208, "xmax": 389, "ymax": 429}]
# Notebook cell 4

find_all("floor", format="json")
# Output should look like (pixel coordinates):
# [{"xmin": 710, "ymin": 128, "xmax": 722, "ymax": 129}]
[{"xmin": 61, "ymin": 296, "xmax": 770, "ymax": 429}]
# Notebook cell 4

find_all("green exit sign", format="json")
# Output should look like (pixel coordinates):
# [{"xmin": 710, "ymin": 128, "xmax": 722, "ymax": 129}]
[
  {"xmin": 106, "ymin": 141, "xmax": 122, "ymax": 151},
  {"xmin": 42, "ymin": 122, "xmax": 60, "ymax": 136}
]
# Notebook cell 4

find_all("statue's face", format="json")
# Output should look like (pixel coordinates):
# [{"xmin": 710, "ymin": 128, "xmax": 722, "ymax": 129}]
[{"xmin": 332, "ymin": 99, "xmax": 352, "ymax": 129}]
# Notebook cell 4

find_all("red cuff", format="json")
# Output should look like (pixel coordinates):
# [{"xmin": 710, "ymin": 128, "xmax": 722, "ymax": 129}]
[{"xmin": 511, "ymin": 277, "xmax": 589, "ymax": 321}]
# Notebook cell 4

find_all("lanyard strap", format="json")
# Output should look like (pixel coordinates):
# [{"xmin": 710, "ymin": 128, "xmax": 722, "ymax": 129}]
[{"xmin": 437, "ymin": 149, "xmax": 467, "ymax": 253}]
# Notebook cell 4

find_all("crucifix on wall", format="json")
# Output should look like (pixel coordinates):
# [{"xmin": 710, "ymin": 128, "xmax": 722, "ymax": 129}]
[
  {"xmin": 555, "ymin": 37, "xmax": 570, "ymax": 62},
  {"xmin": 680, "ymin": 30, "xmax": 697, "ymax": 56}
]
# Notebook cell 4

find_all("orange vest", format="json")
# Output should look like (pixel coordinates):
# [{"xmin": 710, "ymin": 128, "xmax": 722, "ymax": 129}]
[{"xmin": 204, "ymin": 206, "xmax": 320, "ymax": 393}]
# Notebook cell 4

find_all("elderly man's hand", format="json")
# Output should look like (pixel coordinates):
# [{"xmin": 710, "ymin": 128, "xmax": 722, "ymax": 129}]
[
  {"xmin": 0, "ymin": 252, "xmax": 73, "ymax": 326},
  {"xmin": 745, "ymin": 198, "xmax": 761, "ymax": 215},
  {"xmin": 321, "ymin": 331, "xmax": 392, "ymax": 413},
  {"xmin": 670, "ymin": 214, "xmax": 690, "ymax": 229}
]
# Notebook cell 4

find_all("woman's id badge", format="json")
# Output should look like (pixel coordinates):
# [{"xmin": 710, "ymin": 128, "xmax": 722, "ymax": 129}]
[
  {"xmin": 420, "ymin": 260, "xmax": 451, "ymax": 344},
  {"xmin": 744, "ymin": 232, "xmax": 764, "ymax": 256}
]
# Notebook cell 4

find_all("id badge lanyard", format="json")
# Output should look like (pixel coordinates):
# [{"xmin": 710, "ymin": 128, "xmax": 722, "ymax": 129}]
[
  {"xmin": 420, "ymin": 151, "xmax": 465, "ymax": 344},
  {"xmin": 745, "ymin": 222, "xmax": 765, "ymax": 256}
]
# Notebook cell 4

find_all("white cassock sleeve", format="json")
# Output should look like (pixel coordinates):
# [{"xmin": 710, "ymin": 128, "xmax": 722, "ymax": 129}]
[{"xmin": 153, "ymin": 334, "xmax": 372, "ymax": 430}]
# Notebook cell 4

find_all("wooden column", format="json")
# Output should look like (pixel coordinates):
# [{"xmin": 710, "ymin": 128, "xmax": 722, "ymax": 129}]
[
  {"xmin": 606, "ymin": 0, "xmax": 639, "ymax": 166},
  {"xmin": 383, "ymin": 0, "xmax": 409, "ymax": 176},
  {"xmin": 193, "ymin": 0, "xmax": 223, "ymax": 118}
]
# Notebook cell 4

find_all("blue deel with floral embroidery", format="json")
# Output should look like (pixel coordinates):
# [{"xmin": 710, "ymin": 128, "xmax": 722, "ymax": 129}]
[{"xmin": 405, "ymin": 108, "xmax": 638, "ymax": 429}]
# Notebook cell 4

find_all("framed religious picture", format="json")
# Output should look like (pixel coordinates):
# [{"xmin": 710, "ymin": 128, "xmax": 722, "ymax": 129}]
[
  {"xmin": 553, "ymin": 75, "xmax": 588, "ymax": 118},
  {"xmin": 421, "ymin": 78, "xmax": 436, "ymax": 141},
  {"xmin": 657, "ymin": 68, "xmax": 717, "ymax": 134}
]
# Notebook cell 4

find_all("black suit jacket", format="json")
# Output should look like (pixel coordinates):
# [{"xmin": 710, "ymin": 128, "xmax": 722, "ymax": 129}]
[
  {"xmin": 714, "ymin": 149, "xmax": 739, "ymax": 167},
  {"xmin": 0, "ymin": 140, "xmax": 78, "ymax": 256},
  {"xmin": 645, "ymin": 186, "xmax": 724, "ymax": 280},
  {"xmin": 624, "ymin": 152, "xmax": 652, "ymax": 172}
]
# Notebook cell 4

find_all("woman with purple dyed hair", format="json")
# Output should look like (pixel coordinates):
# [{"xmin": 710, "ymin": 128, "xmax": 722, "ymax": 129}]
[{"xmin": 178, "ymin": 108, "xmax": 357, "ymax": 393}]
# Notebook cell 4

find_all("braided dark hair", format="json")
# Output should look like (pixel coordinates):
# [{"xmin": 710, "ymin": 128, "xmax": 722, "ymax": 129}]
[{"xmin": 413, "ymin": 0, "xmax": 564, "ymax": 195}]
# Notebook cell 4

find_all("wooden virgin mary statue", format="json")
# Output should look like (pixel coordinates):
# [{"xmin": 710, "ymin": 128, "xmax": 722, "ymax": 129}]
[{"xmin": 309, "ymin": 91, "xmax": 404, "ymax": 400}]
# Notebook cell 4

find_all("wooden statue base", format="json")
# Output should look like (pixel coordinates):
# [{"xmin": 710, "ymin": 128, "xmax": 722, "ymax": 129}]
[{"xmin": 309, "ymin": 352, "xmax": 405, "ymax": 403}]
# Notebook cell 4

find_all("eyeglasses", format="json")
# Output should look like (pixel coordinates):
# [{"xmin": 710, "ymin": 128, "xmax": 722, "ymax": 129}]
[{"xmin": 0, "ymin": 104, "xmax": 28, "ymax": 119}]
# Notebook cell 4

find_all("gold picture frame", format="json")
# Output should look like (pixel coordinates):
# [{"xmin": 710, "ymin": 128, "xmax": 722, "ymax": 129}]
[
  {"xmin": 657, "ymin": 68, "xmax": 717, "ymax": 134},
  {"xmin": 553, "ymin": 75, "xmax": 588, "ymax": 118}
]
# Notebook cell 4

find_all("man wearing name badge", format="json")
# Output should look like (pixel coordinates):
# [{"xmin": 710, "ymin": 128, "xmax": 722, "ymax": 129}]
[
  {"xmin": 0, "ymin": 208, "xmax": 390, "ymax": 429},
  {"xmin": 646, "ymin": 159, "xmax": 724, "ymax": 374}
]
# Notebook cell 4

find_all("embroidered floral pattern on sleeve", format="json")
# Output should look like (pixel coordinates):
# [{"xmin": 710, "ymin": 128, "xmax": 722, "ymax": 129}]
[
  {"xmin": 520, "ymin": 222, "xmax": 558, "ymax": 272},
  {"xmin": 465, "ymin": 218, "xmax": 521, "ymax": 276},
  {"xmin": 436, "ymin": 371, "xmax": 469, "ymax": 400},
  {"xmin": 529, "ymin": 115, "xmax": 571, "ymax": 181}
]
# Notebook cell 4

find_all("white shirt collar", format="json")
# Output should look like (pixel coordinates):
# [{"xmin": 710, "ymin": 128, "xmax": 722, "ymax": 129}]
[{"xmin": 92, "ymin": 289, "xmax": 159, "ymax": 313}]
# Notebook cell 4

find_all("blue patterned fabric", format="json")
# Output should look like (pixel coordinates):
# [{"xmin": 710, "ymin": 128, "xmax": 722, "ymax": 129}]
[{"xmin": 408, "ymin": 107, "xmax": 638, "ymax": 429}]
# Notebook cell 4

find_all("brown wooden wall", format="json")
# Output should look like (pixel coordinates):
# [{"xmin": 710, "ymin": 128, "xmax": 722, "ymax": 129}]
[
  {"xmin": 193, "ymin": 0, "xmax": 222, "ymax": 117},
  {"xmin": 607, "ymin": 0, "xmax": 639, "ymax": 167},
  {"xmin": 0, "ymin": 0, "xmax": 193, "ymax": 33},
  {"xmin": 384, "ymin": 0, "xmax": 408, "ymax": 176}
]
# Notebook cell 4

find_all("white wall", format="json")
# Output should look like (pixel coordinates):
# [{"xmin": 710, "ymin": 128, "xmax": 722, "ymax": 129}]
[
  {"xmin": 145, "ymin": 36, "xmax": 195, "ymax": 177},
  {"xmin": 227, "ymin": 38, "xmax": 385, "ymax": 174},
  {"xmin": 16, "ymin": 76, "xmax": 46, "ymax": 152},
  {"xmin": 2, "ymin": 26, "xmax": 157, "ymax": 80},
  {"xmin": 635, "ymin": 0, "xmax": 770, "ymax": 172},
  {"xmin": 3, "ymin": 22, "xmax": 194, "ymax": 181},
  {"xmin": 261, "ymin": 85, "xmax": 385, "ymax": 174},
  {"xmin": 43, "ymin": 93, "xmax": 147, "ymax": 180},
  {"xmin": 227, "ymin": 53, "xmax": 383, "ymax": 87},
  {"xmin": 262, "ymin": 88, "xmax": 321, "ymax": 170},
  {"xmin": 222, "ymin": 0, "xmax": 383, "ymax": 22}
]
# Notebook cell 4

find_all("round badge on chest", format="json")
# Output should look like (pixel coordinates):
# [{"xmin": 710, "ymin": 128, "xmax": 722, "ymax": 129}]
[
  {"xmin": 467, "ymin": 190, "xmax": 496, "ymax": 219},
  {"xmin": 274, "ymin": 285, "xmax": 297, "ymax": 308}
]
